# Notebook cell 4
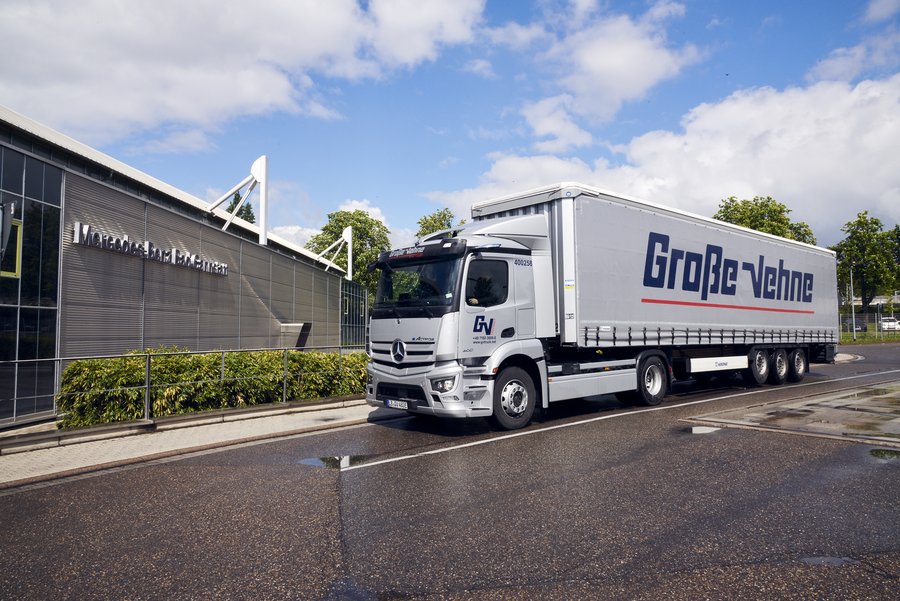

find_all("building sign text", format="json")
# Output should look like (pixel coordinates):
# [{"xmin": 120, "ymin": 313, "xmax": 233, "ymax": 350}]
[{"xmin": 73, "ymin": 222, "xmax": 228, "ymax": 276}]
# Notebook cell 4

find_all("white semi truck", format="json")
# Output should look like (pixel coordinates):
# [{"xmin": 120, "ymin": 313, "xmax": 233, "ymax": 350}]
[{"xmin": 365, "ymin": 183, "xmax": 838, "ymax": 429}]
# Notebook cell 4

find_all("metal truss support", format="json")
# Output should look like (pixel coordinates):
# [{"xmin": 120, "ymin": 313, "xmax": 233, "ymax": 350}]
[
  {"xmin": 207, "ymin": 155, "xmax": 269, "ymax": 245},
  {"xmin": 315, "ymin": 226, "xmax": 353, "ymax": 281}
]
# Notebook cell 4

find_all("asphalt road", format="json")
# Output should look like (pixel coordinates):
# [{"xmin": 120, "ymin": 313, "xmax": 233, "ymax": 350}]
[{"xmin": 1, "ymin": 344, "xmax": 898, "ymax": 600}]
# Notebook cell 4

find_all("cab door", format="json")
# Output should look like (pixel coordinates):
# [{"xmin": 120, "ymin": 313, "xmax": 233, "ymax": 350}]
[{"xmin": 459, "ymin": 255, "xmax": 517, "ymax": 359}]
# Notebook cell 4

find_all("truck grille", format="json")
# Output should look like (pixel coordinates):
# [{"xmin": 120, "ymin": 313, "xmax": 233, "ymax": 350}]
[
  {"xmin": 376, "ymin": 383, "xmax": 428, "ymax": 402},
  {"xmin": 370, "ymin": 339, "xmax": 435, "ymax": 368}
]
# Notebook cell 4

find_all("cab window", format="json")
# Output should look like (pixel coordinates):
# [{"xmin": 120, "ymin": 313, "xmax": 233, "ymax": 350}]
[{"xmin": 465, "ymin": 260, "xmax": 508, "ymax": 307}]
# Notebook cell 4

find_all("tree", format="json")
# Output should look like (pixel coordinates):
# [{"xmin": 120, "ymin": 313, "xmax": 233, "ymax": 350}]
[
  {"xmin": 889, "ymin": 225, "xmax": 900, "ymax": 299},
  {"xmin": 832, "ymin": 211, "xmax": 895, "ymax": 311},
  {"xmin": 226, "ymin": 192, "xmax": 255, "ymax": 223},
  {"xmin": 305, "ymin": 209, "xmax": 390, "ymax": 304},
  {"xmin": 415, "ymin": 207, "xmax": 465, "ymax": 238},
  {"xmin": 713, "ymin": 196, "xmax": 816, "ymax": 245}
]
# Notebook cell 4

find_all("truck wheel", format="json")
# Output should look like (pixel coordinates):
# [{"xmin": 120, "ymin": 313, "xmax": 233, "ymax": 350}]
[
  {"xmin": 491, "ymin": 367, "xmax": 535, "ymax": 430},
  {"xmin": 768, "ymin": 349, "xmax": 788, "ymax": 385},
  {"xmin": 615, "ymin": 391, "xmax": 639, "ymax": 406},
  {"xmin": 635, "ymin": 356, "xmax": 667, "ymax": 406},
  {"xmin": 743, "ymin": 348, "xmax": 769, "ymax": 386},
  {"xmin": 787, "ymin": 348, "xmax": 807, "ymax": 382}
]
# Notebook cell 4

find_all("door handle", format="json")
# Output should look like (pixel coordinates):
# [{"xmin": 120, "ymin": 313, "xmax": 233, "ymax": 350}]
[{"xmin": 501, "ymin": 327, "xmax": 515, "ymax": 338}]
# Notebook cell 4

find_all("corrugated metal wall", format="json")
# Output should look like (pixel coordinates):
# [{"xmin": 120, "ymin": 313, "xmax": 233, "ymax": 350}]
[{"xmin": 60, "ymin": 174, "xmax": 342, "ymax": 356}]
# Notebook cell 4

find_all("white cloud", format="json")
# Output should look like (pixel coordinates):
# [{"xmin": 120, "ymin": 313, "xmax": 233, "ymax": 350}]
[
  {"xmin": 864, "ymin": 0, "xmax": 900, "ymax": 23},
  {"xmin": 641, "ymin": 0, "xmax": 687, "ymax": 25},
  {"xmin": 522, "ymin": 95, "xmax": 593, "ymax": 152},
  {"xmin": 0, "ymin": 0, "xmax": 485, "ymax": 144},
  {"xmin": 130, "ymin": 128, "xmax": 216, "ymax": 155},
  {"xmin": 431, "ymin": 75, "xmax": 900, "ymax": 246},
  {"xmin": 339, "ymin": 199, "xmax": 389, "ymax": 225},
  {"xmin": 426, "ymin": 152, "xmax": 600, "ymax": 219},
  {"xmin": 368, "ymin": 0, "xmax": 484, "ymax": 67},
  {"xmin": 276, "ymin": 196, "xmax": 414, "ymax": 250},
  {"xmin": 338, "ymin": 199, "xmax": 417, "ymax": 248},
  {"xmin": 271, "ymin": 224, "xmax": 320, "ymax": 248},
  {"xmin": 541, "ymin": 5, "xmax": 702, "ymax": 123},
  {"xmin": 569, "ymin": 0, "xmax": 601, "ymax": 22},
  {"xmin": 462, "ymin": 58, "xmax": 496, "ymax": 79},
  {"xmin": 807, "ymin": 29, "xmax": 900, "ymax": 82},
  {"xmin": 517, "ymin": 2, "xmax": 702, "ymax": 149},
  {"xmin": 485, "ymin": 22, "xmax": 547, "ymax": 49},
  {"xmin": 390, "ymin": 227, "xmax": 419, "ymax": 249},
  {"xmin": 807, "ymin": 46, "xmax": 870, "ymax": 82}
]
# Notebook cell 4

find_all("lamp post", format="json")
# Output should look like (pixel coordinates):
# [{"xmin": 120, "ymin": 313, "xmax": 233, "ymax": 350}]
[{"xmin": 849, "ymin": 265, "xmax": 856, "ymax": 342}]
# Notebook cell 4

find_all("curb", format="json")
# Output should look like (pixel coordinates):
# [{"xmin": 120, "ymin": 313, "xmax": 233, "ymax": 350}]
[
  {"xmin": 0, "ymin": 408, "xmax": 404, "ymax": 492},
  {"xmin": 0, "ymin": 396, "xmax": 369, "ymax": 456}
]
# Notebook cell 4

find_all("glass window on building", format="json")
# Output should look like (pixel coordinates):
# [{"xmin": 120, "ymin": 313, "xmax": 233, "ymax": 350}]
[{"xmin": 0, "ymin": 146, "xmax": 62, "ymax": 423}]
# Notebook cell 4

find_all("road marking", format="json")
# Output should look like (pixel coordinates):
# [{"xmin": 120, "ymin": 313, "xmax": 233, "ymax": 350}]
[
  {"xmin": 342, "ymin": 369, "xmax": 900, "ymax": 472},
  {"xmin": 691, "ymin": 426, "xmax": 721, "ymax": 434}
]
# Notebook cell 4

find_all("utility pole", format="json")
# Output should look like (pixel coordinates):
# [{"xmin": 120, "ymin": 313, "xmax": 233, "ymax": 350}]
[{"xmin": 849, "ymin": 265, "xmax": 857, "ymax": 342}]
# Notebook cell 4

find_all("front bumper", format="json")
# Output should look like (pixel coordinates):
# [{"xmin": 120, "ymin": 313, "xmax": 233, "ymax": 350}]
[{"xmin": 366, "ymin": 362, "xmax": 494, "ymax": 418}]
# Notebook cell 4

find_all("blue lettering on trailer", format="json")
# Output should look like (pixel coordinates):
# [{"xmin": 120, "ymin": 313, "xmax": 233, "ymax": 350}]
[{"xmin": 642, "ymin": 232, "xmax": 813, "ymax": 303}]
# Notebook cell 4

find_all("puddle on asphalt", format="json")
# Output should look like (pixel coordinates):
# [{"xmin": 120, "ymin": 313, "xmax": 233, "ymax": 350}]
[
  {"xmin": 843, "ymin": 387, "xmax": 896, "ymax": 400},
  {"xmin": 870, "ymin": 448, "xmax": 900, "ymax": 460},
  {"xmin": 692, "ymin": 382, "xmax": 900, "ymax": 442},
  {"xmin": 297, "ymin": 455, "xmax": 370, "ymax": 469}
]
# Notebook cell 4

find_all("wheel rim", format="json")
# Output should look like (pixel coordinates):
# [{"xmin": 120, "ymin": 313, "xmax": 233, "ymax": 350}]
[
  {"xmin": 755, "ymin": 351, "xmax": 768, "ymax": 377},
  {"xmin": 793, "ymin": 352, "xmax": 806, "ymax": 376},
  {"xmin": 775, "ymin": 352, "xmax": 787, "ymax": 377},
  {"xmin": 643, "ymin": 364, "xmax": 664, "ymax": 396},
  {"xmin": 499, "ymin": 379, "xmax": 528, "ymax": 417}
]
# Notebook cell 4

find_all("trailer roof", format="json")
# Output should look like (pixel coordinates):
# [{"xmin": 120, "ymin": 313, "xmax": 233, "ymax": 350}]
[{"xmin": 471, "ymin": 181, "xmax": 835, "ymax": 256}]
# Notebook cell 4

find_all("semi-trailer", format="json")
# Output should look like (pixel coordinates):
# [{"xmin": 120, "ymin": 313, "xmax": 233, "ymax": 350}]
[{"xmin": 366, "ymin": 182, "xmax": 838, "ymax": 429}]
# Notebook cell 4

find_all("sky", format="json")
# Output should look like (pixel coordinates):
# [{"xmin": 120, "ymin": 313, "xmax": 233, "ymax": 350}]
[{"xmin": 1, "ymin": 0, "xmax": 899, "ymax": 249}]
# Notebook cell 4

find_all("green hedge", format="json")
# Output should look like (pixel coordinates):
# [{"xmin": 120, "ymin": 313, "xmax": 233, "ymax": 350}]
[{"xmin": 56, "ymin": 347, "xmax": 370, "ymax": 429}]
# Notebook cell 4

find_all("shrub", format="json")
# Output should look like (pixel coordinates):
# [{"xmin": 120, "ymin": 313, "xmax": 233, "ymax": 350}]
[{"xmin": 56, "ymin": 347, "xmax": 370, "ymax": 429}]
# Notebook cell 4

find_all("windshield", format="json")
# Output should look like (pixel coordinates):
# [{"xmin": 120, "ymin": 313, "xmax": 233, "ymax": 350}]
[{"xmin": 374, "ymin": 257, "xmax": 462, "ymax": 316}]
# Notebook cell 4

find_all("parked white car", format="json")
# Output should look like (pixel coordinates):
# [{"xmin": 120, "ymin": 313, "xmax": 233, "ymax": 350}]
[{"xmin": 882, "ymin": 317, "xmax": 899, "ymax": 331}]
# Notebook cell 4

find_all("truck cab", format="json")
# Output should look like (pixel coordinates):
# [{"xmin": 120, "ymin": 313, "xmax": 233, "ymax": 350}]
[{"xmin": 366, "ymin": 216, "xmax": 551, "ymax": 429}]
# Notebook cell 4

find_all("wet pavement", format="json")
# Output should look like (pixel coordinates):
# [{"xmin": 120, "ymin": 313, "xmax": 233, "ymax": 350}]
[
  {"xmin": 691, "ymin": 381, "xmax": 900, "ymax": 446},
  {"xmin": 0, "ymin": 400, "xmax": 405, "ymax": 489},
  {"xmin": 0, "ymin": 346, "xmax": 898, "ymax": 599}
]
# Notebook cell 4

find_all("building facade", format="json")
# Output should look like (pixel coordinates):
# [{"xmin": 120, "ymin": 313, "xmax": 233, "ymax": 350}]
[{"xmin": 0, "ymin": 107, "xmax": 366, "ymax": 424}]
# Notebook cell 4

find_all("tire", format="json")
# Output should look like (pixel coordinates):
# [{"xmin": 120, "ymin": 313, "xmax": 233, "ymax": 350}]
[
  {"xmin": 768, "ymin": 349, "xmax": 788, "ymax": 385},
  {"xmin": 787, "ymin": 348, "xmax": 807, "ymax": 382},
  {"xmin": 491, "ymin": 367, "xmax": 536, "ymax": 430},
  {"xmin": 743, "ymin": 348, "xmax": 769, "ymax": 386},
  {"xmin": 615, "ymin": 391, "xmax": 639, "ymax": 406},
  {"xmin": 634, "ymin": 355, "xmax": 667, "ymax": 406}
]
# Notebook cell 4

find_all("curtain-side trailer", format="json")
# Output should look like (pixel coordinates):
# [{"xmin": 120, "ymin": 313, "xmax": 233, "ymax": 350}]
[{"xmin": 366, "ymin": 183, "xmax": 838, "ymax": 429}]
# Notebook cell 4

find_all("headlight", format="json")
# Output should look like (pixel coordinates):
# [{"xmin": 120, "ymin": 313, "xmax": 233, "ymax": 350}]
[{"xmin": 430, "ymin": 376, "xmax": 457, "ymax": 393}]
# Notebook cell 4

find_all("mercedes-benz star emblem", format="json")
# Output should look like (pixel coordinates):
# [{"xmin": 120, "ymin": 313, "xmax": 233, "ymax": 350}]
[{"xmin": 391, "ymin": 339, "xmax": 406, "ymax": 363}]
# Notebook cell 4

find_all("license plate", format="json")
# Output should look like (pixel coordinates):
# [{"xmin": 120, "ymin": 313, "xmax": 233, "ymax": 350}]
[{"xmin": 386, "ymin": 399, "xmax": 408, "ymax": 410}]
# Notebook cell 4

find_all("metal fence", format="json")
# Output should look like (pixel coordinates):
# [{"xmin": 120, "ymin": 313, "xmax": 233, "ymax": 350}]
[
  {"xmin": 0, "ymin": 344, "xmax": 367, "ymax": 427},
  {"xmin": 840, "ymin": 313, "xmax": 899, "ymax": 337}
]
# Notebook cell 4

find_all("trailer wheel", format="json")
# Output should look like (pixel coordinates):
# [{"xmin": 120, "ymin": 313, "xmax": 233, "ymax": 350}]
[
  {"xmin": 491, "ymin": 367, "xmax": 535, "ymax": 430},
  {"xmin": 635, "ymin": 356, "xmax": 667, "ymax": 406},
  {"xmin": 768, "ymin": 349, "xmax": 788, "ymax": 385},
  {"xmin": 787, "ymin": 348, "xmax": 807, "ymax": 382},
  {"xmin": 744, "ymin": 348, "xmax": 769, "ymax": 386}
]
